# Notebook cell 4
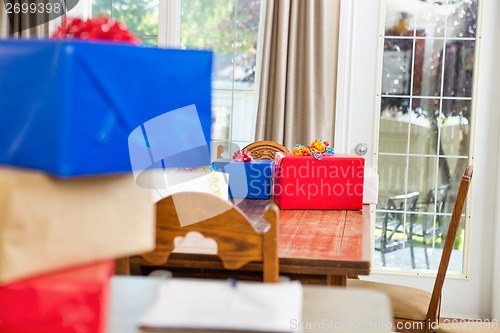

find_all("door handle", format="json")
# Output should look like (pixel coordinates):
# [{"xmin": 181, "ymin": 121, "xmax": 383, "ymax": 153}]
[{"xmin": 355, "ymin": 143, "xmax": 368, "ymax": 156}]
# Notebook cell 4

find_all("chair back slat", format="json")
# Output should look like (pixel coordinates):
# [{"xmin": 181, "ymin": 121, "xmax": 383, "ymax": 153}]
[
  {"xmin": 426, "ymin": 165, "xmax": 473, "ymax": 325},
  {"xmin": 242, "ymin": 141, "xmax": 288, "ymax": 160}
]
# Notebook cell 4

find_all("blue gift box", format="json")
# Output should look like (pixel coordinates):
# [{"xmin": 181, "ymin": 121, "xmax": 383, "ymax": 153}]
[
  {"xmin": 0, "ymin": 40, "xmax": 212, "ymax": 177},
  {"xmin": 212, "ymin": 159, "xmax": 274, "ymax": 199}
]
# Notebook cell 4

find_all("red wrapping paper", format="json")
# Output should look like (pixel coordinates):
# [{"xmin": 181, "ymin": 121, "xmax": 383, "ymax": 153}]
[
  {"xmin": 0, "ymin": 261, "xmax": 114, "ymax": 333},
  {"xmin": 273, "ymin": 152, "xmax": 365, "ymax": 210}
]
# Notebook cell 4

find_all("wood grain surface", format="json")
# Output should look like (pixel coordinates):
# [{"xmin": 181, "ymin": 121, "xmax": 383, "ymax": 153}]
[{"xmin": 130, "ymin": 198, "xmax": 372, "ymax": 286}]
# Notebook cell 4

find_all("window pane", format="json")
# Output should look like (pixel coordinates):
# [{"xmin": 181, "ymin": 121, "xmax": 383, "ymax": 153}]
[
  {"xmin": 446, "ymin": 0, "xmax": 478, "ymax": 38},
  {"xmin": 374, "ymin": 211, "xmax": 408, "ymax": 268},
  {"xmin": 385, "ymin": 8, "xmax": 415, "ymax": 37},
  {"xmin": 382, "ymin": 38, "xmax": 413, "ymax": 95},
  {"xmin": 406, "ymin": 212, "xmax": 428, "ymax": 270},
  {"xmin": 421, "ymin": 183, "xmax": 451, "ymax": 216},
  {"xmin": 378, "ymin": 155, "xmax": 407, "ymax": 209},
  {"xmin": 412, "ymin": 39, "xmax": 444, "ymax": 97},
  {"xmin": 428, "ymin": 215, "xmax": 465, "ymax": 272},
  {"xmin": 440, "ymin": 99, "xmax": 471, "ymax": 157},
  {"xmin": 438, "ymin": 157, "xmax": 469, "ymax": 214},
  {"xmin": 91, "ymin": 0, "xmax": 159, "ymax": 44},
  {"xmin": 441, "ymin": 40, "xmax": 475, "ymax": 98},
  {"xmin": 415, "ymin": 3, "xmax": 446, "ymax": 38},
  {"xmin": 234, "ymin": 0, "xmax": 261, "ymax": 83},
  {"xmin": 407, "ymin": 156, "xmax": 437, "ymax": 211},
  {"xmin": 379, "ymin": 97, "xmax": 410, "ymax": 154},
  {"xmin": 409, "ymin": 98, "xmax": 439, "ymax": 155},
  {"xmin": 92, "ymin": 0, "xmax": 112, "ymax": 16},
  {"xmin": 181, "ymin": 0, "xmax": 233, "ymax": 48},
  {"xmin": 141, "ymin": 36, "xmax": 159, "ymax": 47},
  {"xmin": 212, "ymin": 103, "xmax": 231, "ymax": 141}
]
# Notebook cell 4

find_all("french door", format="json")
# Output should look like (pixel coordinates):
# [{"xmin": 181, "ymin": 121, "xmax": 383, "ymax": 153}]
[{"xmin": 336, "ymin": 0, "xmax": 499, "ymax": 319}]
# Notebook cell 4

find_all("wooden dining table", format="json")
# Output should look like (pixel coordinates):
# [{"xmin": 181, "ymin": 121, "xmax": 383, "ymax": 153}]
[{"xmin": 130, "ymin": 199, "xmax": 372, "ymax": 287}]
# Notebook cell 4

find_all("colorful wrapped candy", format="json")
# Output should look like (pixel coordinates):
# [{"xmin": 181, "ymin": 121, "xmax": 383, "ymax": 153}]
[{"xmin": 292, "ymin": 139, "xmax": 334, "ymax": 160}]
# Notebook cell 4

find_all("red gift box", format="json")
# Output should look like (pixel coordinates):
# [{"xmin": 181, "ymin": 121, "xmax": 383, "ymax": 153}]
[
  {"xmin": 273, "ymin": 152, "xmax": 365, "ymax": 210},
  {"xmin": 0, "ymin": 260, "xmax": 113, "ymax": 333}
]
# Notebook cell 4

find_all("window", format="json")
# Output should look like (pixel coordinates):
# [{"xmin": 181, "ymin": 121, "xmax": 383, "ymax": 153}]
[
  {"xmin": 90, "ymin": 0, "xmax": 264, "ymax": 157},
  {"xmin": 91, "ymin": 0, "xmax": 159, "ymax": 46},
  {"xmin": 180, "ymin": 0, "xmax": 262, "ymax": 156},
  {"xmin": 375, "ymin": 0, "xmax": 477, "ymax": 273}
]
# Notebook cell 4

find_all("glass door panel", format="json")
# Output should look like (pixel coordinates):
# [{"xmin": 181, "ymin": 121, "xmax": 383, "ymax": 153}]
[{"xmin": 375, "ymin": 0, "xmax": 477, "ymax": 273}]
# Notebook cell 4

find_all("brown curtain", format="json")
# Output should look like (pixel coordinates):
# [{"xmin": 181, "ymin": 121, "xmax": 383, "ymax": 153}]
[
  {"xmin": 0, "ymin": 1, "xmax": 50, "ymax": 38},
  {"xmin": 255, "ymin": 0, "xmax": 340, "ymax": 149},
  {"xmin": 0, "ymin": 2, "xmax": 9, "ymax": 37}
]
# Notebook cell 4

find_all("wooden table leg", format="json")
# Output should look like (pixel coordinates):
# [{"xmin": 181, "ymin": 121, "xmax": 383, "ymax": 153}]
[{"xmin": 327, "ymin": 275, "xmax": 346, "ymax": 287}]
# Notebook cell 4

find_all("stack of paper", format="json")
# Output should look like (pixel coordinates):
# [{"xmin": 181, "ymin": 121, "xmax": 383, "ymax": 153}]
[{"xmin": 139, "ymin": 279, "xmax": 303, "ymax": 332}]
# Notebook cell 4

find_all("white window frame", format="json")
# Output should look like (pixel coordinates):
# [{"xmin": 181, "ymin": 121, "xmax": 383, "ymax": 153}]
[{"xmin": 158, "ymin": 0, "xmax": 181, "ymax": 47}]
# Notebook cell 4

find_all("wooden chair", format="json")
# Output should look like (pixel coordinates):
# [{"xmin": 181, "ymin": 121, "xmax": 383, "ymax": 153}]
[
  {"xmin": 348, "ymin": 165, "xmax": 473, "ymax": 333},
  {"xmin": 121, "ymin": 192, "xmax": 280, "ymax": 283},
  {"xmin": 242, "ymin": 140, "xmax": 288, "ymax": 160}
]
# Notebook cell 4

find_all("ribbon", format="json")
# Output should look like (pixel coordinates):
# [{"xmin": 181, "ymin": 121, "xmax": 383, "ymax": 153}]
[
  {"xmin": 52, "ymin": 15, "xmax": 141, "ymax": 44},
  {"xmin": 292, "ymin": 139, "xmax": 334, "ymax": 160},
  {"xmin": 209, "ymin": 171, "xmax": 222, "ymax": 198},
  {"xmin": 233, "ymin": 149, "xmax": 253, "ymax": 162}
]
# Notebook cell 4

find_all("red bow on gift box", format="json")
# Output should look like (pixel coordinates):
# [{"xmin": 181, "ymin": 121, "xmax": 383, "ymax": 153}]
[
  {"xmin": 52, "ymin": 16, "xmax": 141, "ymax": 44},
  {"xmin": 233, "ymin": 149, "xmax": 253, "ymax": 162},
  {"xmin": 293, "ymin": 139, "xmax": 335, "ymax": 160}
]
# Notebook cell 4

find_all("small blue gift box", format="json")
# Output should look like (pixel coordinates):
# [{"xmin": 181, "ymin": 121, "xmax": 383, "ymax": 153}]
[
  {"xmin": 212, "ymin": 159, "xmax": 274, "ymax": 199},
  {"xmin": 0, "ymin": 40, "xmax": 212, "ymax": 177}
]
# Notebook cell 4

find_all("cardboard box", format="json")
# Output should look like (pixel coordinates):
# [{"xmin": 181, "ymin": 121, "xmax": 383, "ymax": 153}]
[
  {"xmin": 0, "ymin": 40, "xmax": 212, "ymax": 177},
  {"xmin": 0, "ymin": 167, "xmax": 155, "ymax": 284},
  {"xmin": 0, "ymin": 260, "xmax": 113, "ymax": 333},
  {"xmin": 212, "ymin": 159, "xmax": 274, "ymax": 199},
  {"xmin": 273, "ymin": 152, "xmax": 365, "ymax": 209}
]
